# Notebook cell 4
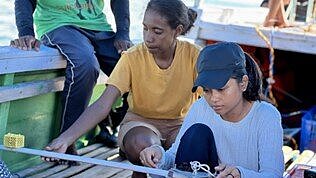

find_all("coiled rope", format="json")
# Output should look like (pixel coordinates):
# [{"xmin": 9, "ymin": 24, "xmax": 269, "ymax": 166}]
[{"xmin": 190, "ymin": 161, "xmax": 216, "ymax": 177}]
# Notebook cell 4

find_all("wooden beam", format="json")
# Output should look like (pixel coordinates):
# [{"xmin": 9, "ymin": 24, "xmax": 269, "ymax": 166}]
[
  {"xmin": 0, "ymin": 46, "xmax": 66, "ymax": 74},
  {"xmin": 14, "ymin": 143, "xmax": 104, "ymax": 177},
  {"xmin": 0, "ymin": 77, "xmax": 65, "ymax": 103},
  {"xmin": 195, "ymin": 6, "xmax": 316, "ymax": 55}
]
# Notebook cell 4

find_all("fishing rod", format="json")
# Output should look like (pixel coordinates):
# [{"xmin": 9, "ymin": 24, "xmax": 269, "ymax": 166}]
[{"xmin": 0, "ymin": 145, "xmax": 190, "ymax": 178}]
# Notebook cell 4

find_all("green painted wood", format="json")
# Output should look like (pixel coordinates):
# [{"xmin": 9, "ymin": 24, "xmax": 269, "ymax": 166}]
[
  {"xmin": 0, "ymin": 77, "xmax": 64, "ymax": 103},
  {"xmin": 0, "ymin": 74, "xmax": 14, "ymax": 155},
  {"xmin": 0, "ymin": 46, "xmax": 109, "ymax": 172},
  {"xmin": 1, "ymin": 70, "xmax": 63, "ymax": 172}
]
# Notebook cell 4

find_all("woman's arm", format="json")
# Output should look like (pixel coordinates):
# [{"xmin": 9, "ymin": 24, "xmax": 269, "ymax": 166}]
[
  {"xmin": 158, "ymin": 102, "xmax": 200, "ymax": 170},
  {"xmin": 45, "ymin": 85, "xmax": 121, "ymax": 153}
]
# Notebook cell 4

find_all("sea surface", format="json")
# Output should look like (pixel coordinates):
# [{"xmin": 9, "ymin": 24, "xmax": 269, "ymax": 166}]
[
  {"xmin": 0, "ymin": 0, "xmax": 18, "ymax": 46},
  {"xmin": 0, "ymin": 0, "xmax": 266, "ymax": 46},
  {"xmin": 0, "ymin": 0, "xmax": 197, "ymax": 46}
]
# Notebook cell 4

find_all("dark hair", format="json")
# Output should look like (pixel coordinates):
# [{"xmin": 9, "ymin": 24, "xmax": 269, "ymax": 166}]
[
  {"xmin": 232, "ymin": 53, "xmax": 263, "ymax": 101},
  {"xmin": 146, "ymin": 0, "xmax": 197, "ymax": 35}
]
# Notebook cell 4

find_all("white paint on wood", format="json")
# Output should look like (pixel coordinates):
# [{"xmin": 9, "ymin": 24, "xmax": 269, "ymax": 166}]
[
  {"xmin": 0, "ymin": 42, "xmax": 109, "ymax": 114},
  {"xmin": 0, "ymin": 46, "xmax": 66, "ymax": 74},
  {"xmin": 195, "ymin": 6, "xmax": 316, "ymax": 55}
]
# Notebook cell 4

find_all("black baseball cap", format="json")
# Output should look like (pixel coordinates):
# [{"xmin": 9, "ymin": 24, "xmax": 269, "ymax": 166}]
[{"xmin": 192, "ymin": 42, "xmax": 247, "ymax": 92}]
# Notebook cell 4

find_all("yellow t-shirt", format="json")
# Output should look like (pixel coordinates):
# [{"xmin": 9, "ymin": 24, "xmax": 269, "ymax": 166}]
[{"xmin": 107, "ymin": 40, "xmax": 201, "ymax": 119}]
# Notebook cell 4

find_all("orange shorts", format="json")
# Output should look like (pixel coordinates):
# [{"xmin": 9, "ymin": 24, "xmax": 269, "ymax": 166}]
[{"xmin": 118, "ymin": 112, "xmax": 183, "ymax": 152}]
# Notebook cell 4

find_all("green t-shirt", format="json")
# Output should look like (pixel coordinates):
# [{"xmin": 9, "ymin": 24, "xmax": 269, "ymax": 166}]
[{"xmin": 34, "ymin": 0, "xmax": 112, "ymax": 38}]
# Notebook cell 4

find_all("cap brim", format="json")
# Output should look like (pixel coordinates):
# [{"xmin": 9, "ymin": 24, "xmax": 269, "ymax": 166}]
[{"xmin": 192, "ymin": 69, "xmax": 233, "ymax": 92}]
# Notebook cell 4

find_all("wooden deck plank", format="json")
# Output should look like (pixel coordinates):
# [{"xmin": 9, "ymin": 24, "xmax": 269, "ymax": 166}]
[
  {"xmin": 72, "ymin": 157, "xmax": 128, "ymax": 178},
  {"xmin": 15, "ymin": 162, "xmax": 56, "ymax": 178},
  {"xmin": 14, "ymin": 144, "xmax": 156, "ymax": 178},
  {"xmin": 29, "ymin": 165, "xmax": 70, "ymax": 178},
  {"xmin": 76, "ymin": 143, "xmax": 104, "ymax": 155},
  {"xmin": 47, "ymin": 149, "xmax": 119, "ymax": 178},
  {"xmin": 74, "ymin": 165, "xmax": 123, "ymax": 178},
  {"xmin": 110, "ymin": 169, "xmax": 133, "ymax": 178},
  {"xmin": 28, "ymin": 146, "xmax": 111, "ymax": 178},
  {"xmin": 14, "ymin": 144, "xmax": 104, "ymax": 177}
]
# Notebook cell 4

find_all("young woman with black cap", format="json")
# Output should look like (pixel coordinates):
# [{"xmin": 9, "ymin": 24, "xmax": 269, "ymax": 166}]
[{"xmin": 140, "ymin": 42, "xmax": 284, "ymax": 178}]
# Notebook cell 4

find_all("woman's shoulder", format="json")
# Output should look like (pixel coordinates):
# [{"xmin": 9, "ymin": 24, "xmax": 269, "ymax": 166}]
[
  {"xmin": 177, "ymin": 39, "xmax": 201, "ymax": 52},
  {"xmin": 119, "ymin": 43, "xmax": 151, "ymax": 64},
  {"xmin": 254, "ymin": 101, "xmax": 281, "ymax": 120},
  {"xmin": 123, "ymin": 43, "xmax": 149, "ymax": 56},
  {"xmin": 176, "ymin": 40, "xmax": 201, "ymax": 66}
]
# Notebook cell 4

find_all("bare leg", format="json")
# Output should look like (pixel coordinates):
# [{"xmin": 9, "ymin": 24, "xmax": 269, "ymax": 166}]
[
  {"xmin": 276, "ymin": 0, "xmax": 290, "ymax": 27},
  {"xmin": 123, "ymin": 126, "xmax": 161, "ymax": 178},
  {"xmin": 263, "ymin": 0, "xmax": 289, "ymax": 27}
]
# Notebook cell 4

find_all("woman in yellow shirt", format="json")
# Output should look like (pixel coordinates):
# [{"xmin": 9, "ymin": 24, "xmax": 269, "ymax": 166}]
[{"xmin": 44, "ymin": 0, "xmax": 200, "ymax": 177}]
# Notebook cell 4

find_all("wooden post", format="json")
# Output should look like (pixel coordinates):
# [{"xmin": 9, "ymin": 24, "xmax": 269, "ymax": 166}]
[
  {"xmin": 306, "ymin": 0, "xmax": 315, "ymax": 23},
  {"xmin": 289, "ymin": 0, "xmax": 298, "ymax": 22}
]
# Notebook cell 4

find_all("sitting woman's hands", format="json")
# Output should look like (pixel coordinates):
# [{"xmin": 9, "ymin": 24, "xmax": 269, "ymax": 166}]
[
  {"xmin": 41, "ymin": 136, "xmax": 70, "ymax": 162},
  {"xmin": 139, "ymin": 145, "xmax": 163, "ymax": 168},
  {"xmin": 215, "ymin": 164, "xmax": 241, "ymax": 178}
]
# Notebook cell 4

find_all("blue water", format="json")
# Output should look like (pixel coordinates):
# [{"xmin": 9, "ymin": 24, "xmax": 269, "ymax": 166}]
[
  {"xmin": 1, "ymin": 0, "xmax": 264, "ymax": 46},
  {"xmin": 0, "ymin": 0, "xmax": 17, "ymax": 46},
  {"xmin": 0, "ymin": 0, "xmax": 195, "ymax": 46}
]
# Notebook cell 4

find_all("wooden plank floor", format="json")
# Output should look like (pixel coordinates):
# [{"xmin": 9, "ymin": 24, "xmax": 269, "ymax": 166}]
[
  {"xmin": 13, "ymin": 143, "xmax": 316, "ymax": 177},
  {"xmin": 13, "ymin": 144, "xmax": 134, "ymax": 178}
]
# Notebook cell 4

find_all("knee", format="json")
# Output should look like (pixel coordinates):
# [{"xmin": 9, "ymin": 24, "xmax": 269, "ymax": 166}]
[
  {"xmin": 73, "ymin": 52, "xmax": 100, "ymax": 78},
  {"xmin": 181, "ymin": 123, "xmax": 214, "ymax": 142},
  {"xmin": 175, "ymin": 124, "xmax": 218, "ymax": 171},
  {"xmin": 123, "ymin": 127, "xmax": 160, "ymax": 164}
]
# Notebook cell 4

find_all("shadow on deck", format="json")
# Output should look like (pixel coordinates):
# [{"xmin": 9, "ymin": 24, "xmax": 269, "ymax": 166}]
[{"xmin": 13, "ymin": 144, "xmax": 133, "ymax": 178}]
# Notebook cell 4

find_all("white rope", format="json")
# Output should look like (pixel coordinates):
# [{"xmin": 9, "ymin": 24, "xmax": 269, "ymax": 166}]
[{"xmin": 190, "ymin": 161, "xmax": 216, "ymax": 178}]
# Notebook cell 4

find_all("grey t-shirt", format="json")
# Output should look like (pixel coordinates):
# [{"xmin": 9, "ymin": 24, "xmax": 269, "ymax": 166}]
[{"xmin": 158, "ymin": 98, "xmax": 284, "ymax": 178}]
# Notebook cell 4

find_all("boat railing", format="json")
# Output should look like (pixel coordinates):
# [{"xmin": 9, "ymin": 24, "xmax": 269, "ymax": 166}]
[{"xmin": 0, "ymin": 45, "xmax": 108, "ymax": 171}]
